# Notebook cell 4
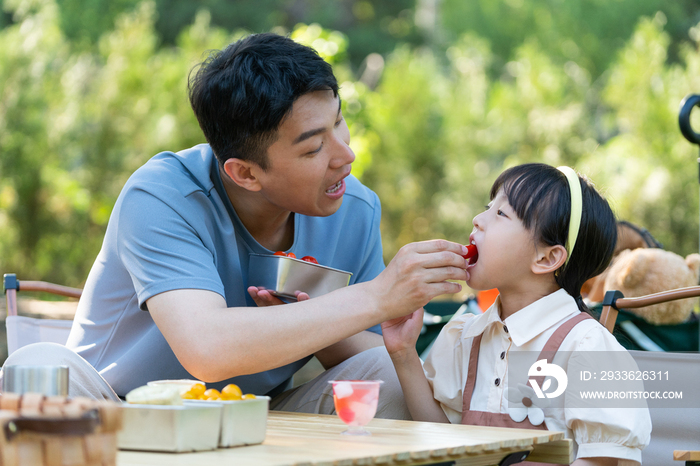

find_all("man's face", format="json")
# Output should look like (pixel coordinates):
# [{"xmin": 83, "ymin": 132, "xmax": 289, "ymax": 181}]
[{"xmin": 255, "ymin": 89, "xmax": 355, "ymax": 217}]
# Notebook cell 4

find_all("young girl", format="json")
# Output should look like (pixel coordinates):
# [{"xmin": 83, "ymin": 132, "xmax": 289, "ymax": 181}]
[{"xmin": 382, "ymin": 163, "xmax": 651, "ymax": 466}]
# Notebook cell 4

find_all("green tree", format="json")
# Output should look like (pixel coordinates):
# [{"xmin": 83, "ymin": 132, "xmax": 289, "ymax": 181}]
[
  {"xmin": 0, "ymin": 0, "xmax": 233, "ymax": 284},
  {"xmin": 439, "ymin": 0, "xmax": 699, "ymax": 79},
  {"xmin": 583, "ymin": 16, "xmax": 700, "ymax": 256}
]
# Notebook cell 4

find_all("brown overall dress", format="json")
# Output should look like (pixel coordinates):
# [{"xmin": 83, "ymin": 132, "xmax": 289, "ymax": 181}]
[{"xmin": 461, "ymin": 312, "xmax": 592, "ymax": 465}]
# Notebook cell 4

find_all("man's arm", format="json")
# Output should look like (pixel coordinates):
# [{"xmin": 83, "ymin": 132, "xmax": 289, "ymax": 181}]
[
  {"xmin": 148, "ymin": 240, "xmax": 470, "ymax": 383},
  {"xmin": 248, "ymin": 289, "xmax": 385, "ymax": 370},
  {"xmin": 148, "ymin": 286, "xmax": 381, "ymax": 382}
]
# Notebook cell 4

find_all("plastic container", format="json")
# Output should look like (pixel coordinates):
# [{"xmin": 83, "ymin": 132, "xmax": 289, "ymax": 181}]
[
  {"xmin": 185, "ymin": 396, "xmax": 270, "ymax": 447},
  {"xmin": 117, "ymin": 403, "xmax": 222, "ymax": 452}
]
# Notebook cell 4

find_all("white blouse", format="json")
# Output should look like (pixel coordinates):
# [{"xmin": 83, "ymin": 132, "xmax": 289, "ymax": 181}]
[{"xmin": 423, "ymin": 289, "xmax": 652, "ymax": 464}]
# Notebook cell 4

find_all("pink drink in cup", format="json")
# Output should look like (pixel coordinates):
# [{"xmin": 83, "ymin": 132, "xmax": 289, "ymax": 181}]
[{"xmin": 329, "ymin": 380, "xmax": 383, "ymax": 435}]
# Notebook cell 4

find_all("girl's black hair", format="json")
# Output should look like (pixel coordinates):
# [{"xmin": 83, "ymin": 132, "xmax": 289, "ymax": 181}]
[{"xmin": 491, "ymin": 163, "xmax": 617, "ymax": 313}]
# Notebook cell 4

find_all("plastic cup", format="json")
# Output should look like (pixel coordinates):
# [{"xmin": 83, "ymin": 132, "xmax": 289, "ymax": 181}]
[{"xmin": 328, "ymin": 380, "xmax": 383, "ymax": 435}]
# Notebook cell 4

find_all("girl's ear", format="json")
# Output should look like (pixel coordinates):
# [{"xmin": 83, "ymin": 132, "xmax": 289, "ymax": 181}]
[
  {"xmin": 222, "ymin": 158, "xmax": 262, "ymax": 192},
  {"xmin": 532, "ymin": 244, "xmax": 567, "ymax": 275}
]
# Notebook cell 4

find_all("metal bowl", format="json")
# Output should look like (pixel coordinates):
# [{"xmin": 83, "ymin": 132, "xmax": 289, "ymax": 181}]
[
  {"xmin": 3, "ymin": 365, "xmax": 69, "ymax": 396},
  {"xmin": 248, "ymin": 254, "xmax": 352, "ymax": 300}
]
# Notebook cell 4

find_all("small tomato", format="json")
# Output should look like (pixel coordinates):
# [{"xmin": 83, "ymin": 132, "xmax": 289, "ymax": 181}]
[{"xmin": 462, "ymin": 244, "xmax": 478, "ymax": 265}]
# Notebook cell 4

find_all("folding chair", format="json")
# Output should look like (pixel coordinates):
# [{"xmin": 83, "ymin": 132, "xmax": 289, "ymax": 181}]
[
  {"xmin": 2, "ymin": 273, "xmax": 80, "ymax": 355},
  {"xmin": 600, "ymin": 286, "xmax": 700, "ymax": 466}
]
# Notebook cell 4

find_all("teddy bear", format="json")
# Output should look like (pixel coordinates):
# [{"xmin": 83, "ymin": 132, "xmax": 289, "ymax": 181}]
[
  {"xmin": 602, "ymin": 248, "xmax": 700, "ymax": 325},
  {"xmin": 581, "ymin": 221, "xmax": 664, "ymax": 303}
]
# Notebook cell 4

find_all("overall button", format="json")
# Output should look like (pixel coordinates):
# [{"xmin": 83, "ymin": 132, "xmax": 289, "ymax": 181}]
[
  {"xmin": 500, "ymin": 351, "xmax": 505, "ymax": 360},
  {"xmin": 495, "ymin": 378, "xmax": 501, "ymax": 386}
]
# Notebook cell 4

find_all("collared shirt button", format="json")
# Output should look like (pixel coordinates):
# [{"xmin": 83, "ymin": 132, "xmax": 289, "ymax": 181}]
[
  {"xmin": 495, "ymin": 378, "xmax": 501, "ymax": 386},
  {"xmin": 500, "ymin": 351, "xmax": 505, "ymax": 360},
  {"xmin": 503, "ymin": 325, "xmax": 509, "ymax": 333}
]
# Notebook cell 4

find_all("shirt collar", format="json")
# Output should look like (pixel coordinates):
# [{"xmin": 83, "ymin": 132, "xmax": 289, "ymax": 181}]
[
  {"xmin": 462, "ymin": 289, "xmax": 580, "ymax": 346},
  {"xmin": 504, "ymin": 289, "xmax": 580, "ymax": 346},
  {"xmin": 462, "ymin": 296, "xmax": 505, "ymax": 339}
]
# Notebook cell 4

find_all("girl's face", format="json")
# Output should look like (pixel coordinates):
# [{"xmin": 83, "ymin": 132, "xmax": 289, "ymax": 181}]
[{"xmin": 467, "ymin": 189, "xmax": 540, "ymax": 294}]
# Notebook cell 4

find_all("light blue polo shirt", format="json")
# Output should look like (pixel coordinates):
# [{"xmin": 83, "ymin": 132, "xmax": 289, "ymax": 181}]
[{"xmin": 66, "ymin": 144, "xmax": 385, "ymax": 397}]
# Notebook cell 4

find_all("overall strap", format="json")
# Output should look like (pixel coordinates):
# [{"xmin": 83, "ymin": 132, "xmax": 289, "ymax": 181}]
[
  {"xmin": 537, "ymin": 312, "xmax": 592, "ymax": 362},
  {"xmin": 462, "ymin": 334, "xmax": 482, "ymax": 412},
  {"xmin": 531, "ymin": 312, "xmax": 593, "ymax": 387}
]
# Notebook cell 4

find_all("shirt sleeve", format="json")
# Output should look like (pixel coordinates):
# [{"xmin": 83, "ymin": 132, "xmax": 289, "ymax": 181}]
[
  {"xmin": 423, "ymin": 315, "xmax": 475, "ymax": 424},
  {"xmin": 564, "ymin": 328, "xmax": 652, "ymax": 463},
  {"xmin": 116, "ymin": 184, "xmax": 225, "ymax": 310}
]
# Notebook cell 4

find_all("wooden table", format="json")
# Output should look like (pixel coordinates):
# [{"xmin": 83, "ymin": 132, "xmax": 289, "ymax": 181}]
[
  {"xmin": 117, "ymin": 411, "xmax": 572, "ymax": 466},
  {"xmin": 674, "ymin": 450, "xmax": 700, "ymax": 466}
]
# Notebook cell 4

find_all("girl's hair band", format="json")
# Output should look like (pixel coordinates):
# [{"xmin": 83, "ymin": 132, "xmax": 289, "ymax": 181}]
[{"xmin": 557, "ymin": 166, "xmax": 582, "ymax": 266}]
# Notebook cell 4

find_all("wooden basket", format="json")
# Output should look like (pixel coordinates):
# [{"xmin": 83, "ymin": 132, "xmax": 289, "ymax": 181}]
[{"xmin": 0, "ymin": 393, "xmax": 122, "ymax": 466}]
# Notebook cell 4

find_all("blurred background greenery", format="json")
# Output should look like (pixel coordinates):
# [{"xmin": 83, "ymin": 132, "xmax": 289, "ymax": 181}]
[{"xmin": 2, "ymin": 0, "xmax": 700, "ymax": 288}]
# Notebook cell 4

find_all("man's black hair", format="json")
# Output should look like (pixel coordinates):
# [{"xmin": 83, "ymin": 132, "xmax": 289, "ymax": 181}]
[{"xmin": 188, "ymin": 33, "xmax": 339, "ymax": 170}]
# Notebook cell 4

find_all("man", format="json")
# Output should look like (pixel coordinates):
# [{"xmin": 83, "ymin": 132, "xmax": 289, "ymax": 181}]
[{"xmin": 5, "ymin": 33, "xmax": 469, "ymax": 418}]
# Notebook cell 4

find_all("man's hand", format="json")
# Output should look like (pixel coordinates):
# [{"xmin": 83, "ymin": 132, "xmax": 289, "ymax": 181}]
[
  {"xmin": 368, "ymin": 240, "xmax": 469, "ymax": 320},
  {"xmin": 247, "ymin": 286, "xmax": 310, "ymax": 306}
]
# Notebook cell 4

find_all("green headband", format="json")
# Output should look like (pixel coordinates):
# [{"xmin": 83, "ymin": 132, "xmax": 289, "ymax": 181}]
[{"xmin": 557, "ymin": 166, "xmax": 582, "ymax": 266}]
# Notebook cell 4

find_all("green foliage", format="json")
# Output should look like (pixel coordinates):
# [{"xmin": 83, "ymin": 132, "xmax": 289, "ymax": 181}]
[
  {"xmin": 3, "ymin": 0, "xmax": 420, "ymax": 68},
  {"xmin": 0, "ymin": 0, "xmax": 234, "ymax": 284},
  {"xmin": 2, "ymin": 0, "xmax": 700, "ymax": 289},
  {"xmin": 439, "ymin": 0, "xmax": 700, "ymax": 79},
  {"xmin": 582, "ymin": 15, "xmax": 700, "ymax": 255}
]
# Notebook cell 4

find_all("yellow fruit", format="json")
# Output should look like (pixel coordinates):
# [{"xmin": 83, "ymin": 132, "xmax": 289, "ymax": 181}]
[
  {"xmin": 221, "ymin": 384, "xmax": 243, "ymax": 400},
  {"xmin": 202, "ymin": 388, "xmax": 220, "ymax": 400},
  {"xmin": 189, "ymin": 383, "xmax": 206, "ymax": 397},
  {"xmin": 241, "ymin": 394, "xmax": 256, "ymax": 400}
]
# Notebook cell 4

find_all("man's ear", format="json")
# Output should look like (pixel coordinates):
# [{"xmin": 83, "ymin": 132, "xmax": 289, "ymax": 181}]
[
  {"xmin": 532, "ymin": 244, "xmax": 567, "ymax": 275},
  {"xmin": 222, "ymin": 158, "xmax": 262, "ymax": 192}
]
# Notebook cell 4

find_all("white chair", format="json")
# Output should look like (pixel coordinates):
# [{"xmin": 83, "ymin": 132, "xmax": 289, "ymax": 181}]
[{"xmin": 3, "ymin": 273, "xmax": 79, "ymax": 355}]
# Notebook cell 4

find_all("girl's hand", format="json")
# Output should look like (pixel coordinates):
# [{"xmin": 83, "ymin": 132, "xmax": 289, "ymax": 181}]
[
  {"xmin": 247, "ymin": 286, "xmax": 310, "ymax": 307},
  {"xmin": 381, "ymin": 308, "xmax": 424, "ymax": 358}
]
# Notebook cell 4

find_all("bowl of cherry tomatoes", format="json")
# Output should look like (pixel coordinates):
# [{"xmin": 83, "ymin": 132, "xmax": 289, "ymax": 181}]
[{"xmin": 248, "ymin": 252, "xmax": 352, "ymax": 300}]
